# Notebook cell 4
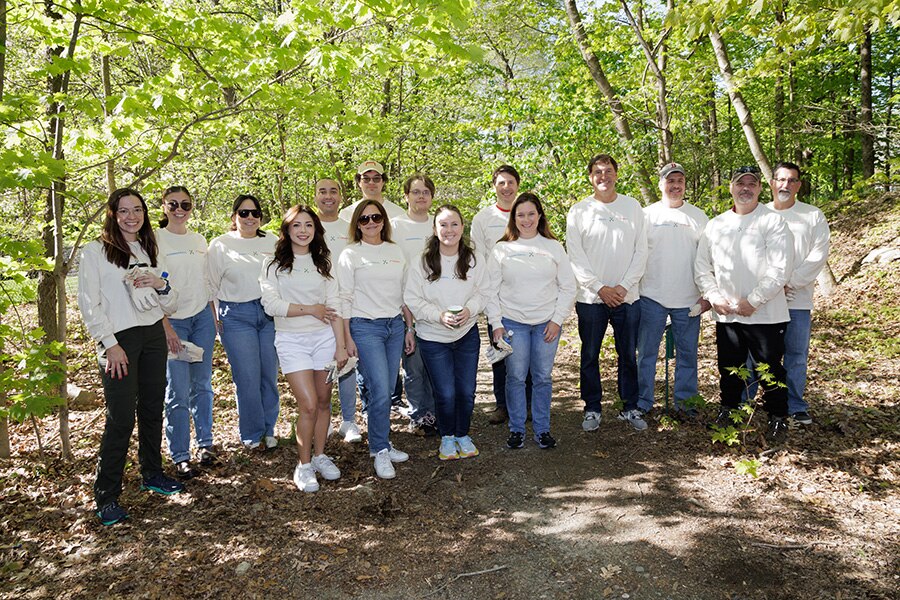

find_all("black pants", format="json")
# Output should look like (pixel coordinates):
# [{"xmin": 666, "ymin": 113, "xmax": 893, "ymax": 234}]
[
  {"xmin": 716, "ymin": 322, "xmax": 788, "ymax": 417},
  {"xmin": 94, "ymin": 322, "xmax": 168, "ymax": 507}
]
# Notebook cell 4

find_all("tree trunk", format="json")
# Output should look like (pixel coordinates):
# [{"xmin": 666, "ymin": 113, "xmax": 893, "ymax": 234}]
[
  {"xmin": 101, "ymin": 53, "xmax": 116, "ymax": 193},
  {"xmin": 708, "ymin": 25, "xmax": 772, "ymax": 181},
  {"xmin": 773, "ymin": 5, "xmax": 785, "ymax": 158},
  {"xmin": 860, "ymin": 28, "xmax": 875, "ymax": 179},
  {"xmin": 707, "ymin": 81, "xmax": 721, "ymax": 193},
  {"xmin": 886, "ymin": 73, "xmax": 893, "ymax": 183},
  {"xmin": 563, "ymin": 0, "xmax": 657, "ymax": 204},
  {"xmin": 0, "ymin": 0, "xmax": 9, "ymax": 460}
]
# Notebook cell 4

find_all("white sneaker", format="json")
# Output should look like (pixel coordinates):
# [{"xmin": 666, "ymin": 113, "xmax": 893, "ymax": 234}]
[
  {"xmin": 617, "ymin": 409, "xmax": 648, "ymax": 431},
  {"xmin": 293, "ymin": 463, "xmax": 319, "ymax": 492},
  {"xmin": 310, "ymin": 454, "xmax": 341, "ymax": 480},
  {"xmin": 373, "ymin": 449, "xmax": 396, "ymax": 479},
  {"xmin": 369, "ymin": 443, "xmax": 408, "ymax": 463},
  {"xmin": 582, "ymin": 411, "xmax": 602, "ymax": 432},
  {"xmin": 338, "ymin": 421, "xmax": 362, "ymax": 443},
  {"xmin": 264, "ymin": 435, "xmax": 278, "ymax": 449}
]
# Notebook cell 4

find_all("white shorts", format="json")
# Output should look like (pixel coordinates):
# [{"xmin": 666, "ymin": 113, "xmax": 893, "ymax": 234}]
[{"xmin": 275, "ymin": 328, "xmax": 336, "ymax": 374}]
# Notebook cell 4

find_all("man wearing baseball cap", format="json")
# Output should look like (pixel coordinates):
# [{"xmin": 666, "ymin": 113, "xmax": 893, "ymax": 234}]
[
  {"xmin": 339, "ymin": 160, "xmax": 406, "ymax": 221},
  {"xmin": 694, "ymin": 165, "xmax": 794, "ymax": 443},
  {"xmin": 635, "ymin": 163, "xmax": 710, "ymax": 424}
]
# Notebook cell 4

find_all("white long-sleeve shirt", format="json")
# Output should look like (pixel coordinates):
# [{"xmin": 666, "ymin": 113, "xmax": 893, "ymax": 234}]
[
  {"xmin": 338, "ymin": 199, "xmax": 405, "ymax": 222},
  {"xmin": 259, "ymin": 254, "xmax": 340, "ymax": 333},
  {"xmin": 485, "ymin": 235, "xmax": 576, "ymax": 328},
  {"xmin": 321, "ymin": 218, "xmax": 351, "ymax": 259},
  {"xmin": 207, "ymin": 231, "xmax": 276, "ymax": 303},
  {"xmin": 470, "ymin": 203, "xmax": 510, "ymax": 262},
  {"xmin": 566, "ymin": 194, "xmax": 648, "ymax": 305},
  {"xmin": 390, "ymin": 214, "xmax": 433, "ymax": 269},
  {"xmin": 694, "ymin": 203, "xmax": 793, "ymax": 324},
  {"xmin": 639, "ymin": 201, "xmax": 709, "ymax": 308},
  {"xmin": 337, "ymin": 241, "xmax": 406, "ymax": 319},
  {"xmin": 156, "ymin": 228, "xmax": 209, "ymax": 319},
  {"xmin": 404, "ymin": 253, "xmax": 487, "ymax": 343},
  {"xmin": 77, "ymin": 240, "xmax": 178, "ymax": 349},
  {"xmin": 765, "ymin": 201, "xmax": 830, "ymax": 311}
]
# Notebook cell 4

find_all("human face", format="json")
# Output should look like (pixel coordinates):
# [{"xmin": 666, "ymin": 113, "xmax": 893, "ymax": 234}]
[
  {"xmin": 405, "ymin": 179, "xmax": 433, "ymax": 217},
  {"xmin": 163, "ymin": 191, "xmax": 193, "ymax": 228},
  {"xmin": 314, "ymin": 179, "xmax": 342, "ymax": 219},
  {"xmin": 770, "ymin": 167, "xmax": 801, "ymax": 205},
  {"xmin": 234, "ymin": 199, "xmax": 261, "ymax": 238},
  {"xmin": 590, "ymin": 162, "xmax": 618, "ymax": 199},
  {"xmin": 288, "ymin": 211, "xmax": 316, "ymax": 254},
  {"xmin": 660, "ymin": 172, "xmax": 686, "ymax": 205},
  {"xmin": 514, "ymin": 201, "xmax": 539, "ymax": 239},
  {"xmin": 116, "ymin": 195, "xmax": 144, "ymax": 242},
  {"xmin": 493, "ymin": 173, "xmax": 519, "ymax": 208},
  {"xmin": 730, "ymin": 175, "xmax": 761, "ymax": 212},
  {"xmin": 359, "ymin": 170, "xmax": 384, "ymax": 200},
  {"xmin": 434, "ymin": 208, "xmax": 463, "ymax": 254},
  {"xmin": 357, "ymin": 205, "xmax": 384, "ymax": 244}
]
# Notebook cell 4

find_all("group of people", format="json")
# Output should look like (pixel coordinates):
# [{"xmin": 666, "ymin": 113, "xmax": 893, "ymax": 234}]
[{"xmin": 77, "ymin": 155, "xmax": 829, "ymax": 526}]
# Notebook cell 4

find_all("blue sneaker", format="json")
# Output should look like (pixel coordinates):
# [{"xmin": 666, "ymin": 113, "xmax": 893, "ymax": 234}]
[
  {"xmin": 141, "ymin": 473, "xmax": 185, "ymax": 495},
  {"xmin": 455, "ymin": 436, "xmax": 479, "ymax": 458},
  {"xmin": 439, "ymin": 436, "xmax": 459, "ymax": 460},
  {"xmin": 96, "ymin": 500, "xmax": 129, "ymax": 526}
]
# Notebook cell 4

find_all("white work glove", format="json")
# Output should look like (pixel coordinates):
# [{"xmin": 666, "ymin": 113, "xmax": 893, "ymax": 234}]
[
  {"xmin": 688, "ymin": 303, "xmax": 702, "ymax": 318},
  {"xmin": 168, "ymin": 341, "xmax": 204, "ymax": 362},
  {"xmin": 124, "ymin": 267, "xmax": 160, "ymax": 312}
]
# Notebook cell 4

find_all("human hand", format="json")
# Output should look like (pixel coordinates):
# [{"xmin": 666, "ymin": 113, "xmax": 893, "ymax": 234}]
[
  {"xmin": 598, "ymin": 286, "xmax": 624, "ymax": 307},
  {"xmin": 104, "ymin": 344, "xmax": 129, "ymax": 380},
  {"xmin": 543, "ymin": 321, "xmax": 561, "ymax": 343}
]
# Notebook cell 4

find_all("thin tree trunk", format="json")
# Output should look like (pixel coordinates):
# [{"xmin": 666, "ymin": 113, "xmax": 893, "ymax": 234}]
[
  {"xmin": 708, "ymin": 25, "xmax": 772, "ymax": 180},
  {"xmin": 0, "ymin": 0, "xmax": 9, "ymax": 460},
  {"xmin": 707, "ymin": 81, "xmax": 720, "ymax": 192},
  {"xmin": 860, "ymin": 27, "xmax": 875, "ymax": 179},
  {"xmin": 773, "ymin": 4, "xmax": 786, "ymax": 158},
  {"xmin": 563, "ymin": 0, "xmax": 656, "ymax": 203},
  {"xmin": 101, "ymin": 53, "xmax": 116, "ymax": 193},
  {"xmin": 886, "ymin": 73, "xmax": 893, "ymax": 183}
]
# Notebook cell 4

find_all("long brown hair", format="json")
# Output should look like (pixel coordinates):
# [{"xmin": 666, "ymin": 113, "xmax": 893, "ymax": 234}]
[
  {"xmin": 158, "ymin": 185, "xmax": 193, "ymax": 228},
  {"xmin": 422, "ymin": 204, "xmax": 476, "ymax": 282},
  {"xmin": 500, "ymin": 192, "xmax": 556, "ymax": 242},
  {"xmin": 348, "ymin": 200, "xmax": 393, "ymax": 243},
  {"xmin": 269, "ymin": 205, "xmax": 332, "ymax": 279},
  {"xmin": 101, "ymin": 188, "xmax": 158, "ymax": 269}
]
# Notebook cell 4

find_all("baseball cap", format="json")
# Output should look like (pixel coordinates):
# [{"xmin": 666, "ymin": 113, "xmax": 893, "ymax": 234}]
[
  {"xmin": 356, "ymin": 160, "xmax": 384, "ymax": 175},
  {"xmin": 730, "ymin": 165, "xmax": 761, "ymax": 182},
  {"xmin": 659, "ymin": 163, "xmax": 685, "ymax": 179}
]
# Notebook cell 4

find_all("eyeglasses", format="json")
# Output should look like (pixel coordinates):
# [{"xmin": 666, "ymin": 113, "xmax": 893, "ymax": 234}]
[
  {"xmin": 408, "ymin": 189, "xmax": 432, "ymax": 197},
  {"xmin": 117, "ymin": 207, "xmax": 144, "ymax": 216},
  {"xmin": 361, "ymin": 176, "xmax": 383, "ymax": 184},
  {"xmin": 166, "ymin": 200, "xmax": 193, "ymax": 211},
  {"xmin": 773, "ymin": 177, "xmax": 800, "ymax": 184},
  {"xmin": 237, "ymin": 209, "xmax": 262, "ymax": 219},
  {"xmin": 357, "ymin": 213, "xmax": 384, "ymax": 225}
]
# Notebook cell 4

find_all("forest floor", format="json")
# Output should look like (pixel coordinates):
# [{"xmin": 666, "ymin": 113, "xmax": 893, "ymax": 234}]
[{"xmin": 1, "ymin": 192, "xmax": 899, "ymax": 600}]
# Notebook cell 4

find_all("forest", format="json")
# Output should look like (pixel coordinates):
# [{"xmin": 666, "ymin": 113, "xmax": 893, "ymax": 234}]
[{"xmin": 1, "ymin": 1, "xmax": 898, "ymax": 598}]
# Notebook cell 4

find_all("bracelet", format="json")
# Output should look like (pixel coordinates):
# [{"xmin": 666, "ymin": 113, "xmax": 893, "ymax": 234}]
[
  {"xmin": 406, "ymin": 326, "xmax": 415, "ymax": 333},
  {"xmin": 156, "ymin": 278, "xmax": 171, "ymax": 296}
]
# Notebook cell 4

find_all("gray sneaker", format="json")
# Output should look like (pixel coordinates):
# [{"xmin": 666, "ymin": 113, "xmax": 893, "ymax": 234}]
[
  {"xmin": 617, "ymin": 409, "xmax": 648, "ymax": 431},
  {"xmin": 582, "ymin": 411, "xmax": 602, "ymax": 432}
]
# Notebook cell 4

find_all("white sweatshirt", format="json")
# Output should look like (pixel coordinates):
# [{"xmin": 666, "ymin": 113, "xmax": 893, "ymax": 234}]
[
  {"xmin": 78, "ymin": 240, "xmax": 178, "ymax": 349},
  {"xmin": 321, "ymin": 218, "xmax": 351, "ymax": 259},
  {"xmin": 390, "ymin": 214, "xmax": 433, "ymax": 268},
  {"xmin": 259, "ymin": 254, "xmax": 340, "ymax": 333},
  {"xmin": 337, "ymin": 241, "xmax": 406, "ymax": 319},
  {"xmin": 485, "ymin": 235, "xmax": 576, "ymax": 328},
  {"xmin": 405, "ymin": 253, "xmax": 487, "ymax": 343},
  {"xmin": 694, "ymin": 203, "xmax": 793, "ymax": 324},
  {"xmin": 764, "ymin": 201, "xmax": 830, "ymax": 311},
  {"xmin": 207, "ymin": 231, "xmax": 276, "ymax": 303},
  {"xmin": 338, "ymin": 198, "xmax": 405, "ymax": 222},
  {"xmin": 566, "ymin": 194, "xmax": 648, "ymax": 305},
  {"xmin": 156, "ymin": 228, "xmax": 210, "ymax": 319},
  {"xmin": 470, "ymin": 203, "xmax": 510, "ymax": 262},
  {"xmin": 639, "ymin": 201, "xmax": 709, "ymax": 308}
]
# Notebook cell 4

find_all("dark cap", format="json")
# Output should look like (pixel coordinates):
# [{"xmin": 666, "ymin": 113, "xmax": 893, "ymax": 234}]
[{"xmin": 730, "ymin": 166, "xmax": 761, "ymax": 183}]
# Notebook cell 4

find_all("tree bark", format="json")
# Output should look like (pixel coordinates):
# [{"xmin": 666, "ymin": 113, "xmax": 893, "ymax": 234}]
[
  {"xmin": 859, "ymin": 27, "xmax": 875, "ymax": 179},
  {"xmin": 0, "ymin": 0, "xmax": 9, "ymax": 459},
  {"xmin": 708, "ymin": 25, "xmax": 772, "ymax": 181},
  {"xmin": 101, "ymin": 53, "xmax": 116, "ymax": 193},
  {"xmin": 773, "ymin": 5, "xmax": 786, "ymax": 158},
  {"xmin": 886, "ymin": 73, "xmax": 893, "ymax": 182},
  {"xmin": 563, "ymin": 0, "xmax": 656, "ymax": 204}
]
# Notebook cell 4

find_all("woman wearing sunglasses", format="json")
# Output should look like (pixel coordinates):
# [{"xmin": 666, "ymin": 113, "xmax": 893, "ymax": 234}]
[
  {"xmin": 208, "ymin": 195, "xmax": 279, "ymax": 449},
  {"xmin": 337, "ymin": 200, "xmax": 414, "ymax": 479},
  {"xmin": 260, "ymin": 205, "xmax": 348, "ymax": 492},
  {"xmin": 78, "ymin": 188, "xmax": 183, "ymax": 526},
  {"xmin": 156, "ymin": 186, "xmax": 218, "ymax": 478}
]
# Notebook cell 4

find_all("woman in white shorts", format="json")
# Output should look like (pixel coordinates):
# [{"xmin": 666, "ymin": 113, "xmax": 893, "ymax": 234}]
[{"xmin": 261, "ymin": 205, "xmax": 348, "ymax": 492}]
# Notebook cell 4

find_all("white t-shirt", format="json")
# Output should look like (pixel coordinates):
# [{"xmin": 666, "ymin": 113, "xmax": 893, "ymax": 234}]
[
  {"xmin": 259, "ymin": 254, "xmax": 340, "ymax": 333},
  {"xmin": 320, "ymin": 217, "xmax": 351, "ymax": 260},
  {"xmin": 156, "ymin": 228, "xmax": 210, "ymax": 319},
  {"xmin": 470, "ymin": 203, "xmax": 510, "ymax": 262},
  {"xmin": 207, "ymin": 231, "xmax": 276, "ymax": 303},
  {"xmin": 390, "ymin": 214, "xmax": 433, "ymax": 269},
  {"xmin": 405, "ymin": 252, "xmax": 486, "ymax": 343},
  {"xmin": 337, "ymin": 241, "xmax": 406, "ymax": 320},
  {"xmin": 764, "ymin": 201, "xmax": 830, "ymax": 311}
]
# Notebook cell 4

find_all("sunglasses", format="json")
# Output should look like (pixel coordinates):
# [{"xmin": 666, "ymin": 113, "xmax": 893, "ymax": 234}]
[
  {"xmin": 357, "ymin": 213, "xmax": 384, "ymax": 225},
  {"xmin": 361, "ymin": 176, "xmax": 383, "ymax": 184},
  {"xmin": 237, "ymin": 209, "xmax": 262, "ymax": 219},
  {"xmin": 166, "ymin": 200, "xmax": 193, "ymax": 211}
]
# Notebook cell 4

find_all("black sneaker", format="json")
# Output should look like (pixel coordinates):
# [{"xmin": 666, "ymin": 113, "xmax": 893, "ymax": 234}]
[
  {"xmin": 421, "ymin": 413, "xmax": 439, "ymax": 438},
  {"xmin": 535, "ymin": 431, "xmax": 557, "ymax": 449},
  {"xmin": 790, "ymin": 411, "xmax": 813, "ymax": 425},
  {"xmin": 141, "ymin": 473, "xmax": 185, "ymax": 495},
  {"xmin": 96, "ymin": 500, "xmax": 129, "ymax": 526},
  {"xmin": 709, "ymin": 407, "xmax": 734, "ymax": 430},
  {"xmin": 175, "ymin": 461, "xmax": 198, "ymax": 480},
  {"xmin": 506, "ymin": 431, "xmax": 525, "ymax": 449},
  {"xmin": 766, "ymin": 417, "xmax": 788, "ymax": 444},
  {"xmin": 197, "ymin": 446, "xmax": 219, "ymax": 467}
]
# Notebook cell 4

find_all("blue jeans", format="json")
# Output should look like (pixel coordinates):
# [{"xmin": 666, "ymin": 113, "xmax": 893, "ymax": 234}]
[
  {"xmin": 502, "ymin": 318, "xmax": 559, "ymax": 435},
  {"xmin": 745, "ymin": 309, "xmax": 811, "ymax": 414},
  {"xmin": 636, "ymin": 298, "xmax": 700, "ymax": 412},
  {"xmin": 337, "ymin": 367, "xmax": 358, "ymax": 422},
  {"xmin": 576, "ymin": 301, "xmax": 640, "ymax": 413},
  {"xmin": 487, "ymin": 322, "xmax": 532, "ymax": 410},
  {"xmin": 218, "ymin": 299, "xmax": 279, "ymax": 445},
  {"xmin": 402, "ymin": 346, "xmax": 435, "ymax": 422},
  {"xmin": 350, "ymin": 315, "xmax": 405, "ymax": 453},
  {"xmin": 418, "ymin": 327, "xmax": 480, "ymax": 437},
  {"xmin": 164, "ymin": 306, "xmax": 216, "ymax": 462}
]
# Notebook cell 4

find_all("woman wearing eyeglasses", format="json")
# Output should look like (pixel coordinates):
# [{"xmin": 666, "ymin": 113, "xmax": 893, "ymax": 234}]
[
  {"xmin": 78, "ymin": 188, "xmax": 183, "ymax": 526},
  {"xmin": 486, "ymin": 193, "xmax": 576, "ymax": 450},
  {"xmin": 337, "ymin": 200, "xmax": 414, "ymax": 479},
  {"xmin": 208, "ymin": 195, "xmax": 279, "ymax": 449},
  {"xmin": 156, "ymin": 186, "xmax": 218, "ymax": 478}
]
